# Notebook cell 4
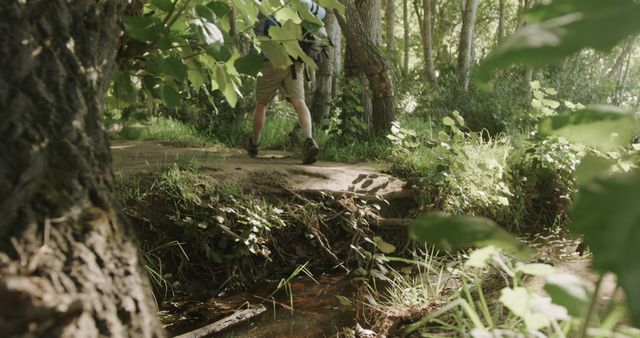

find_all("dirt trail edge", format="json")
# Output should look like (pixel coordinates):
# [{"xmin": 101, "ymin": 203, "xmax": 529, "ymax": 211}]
[{"xmin": 111, "ymin": 140, "xmax": 414, "ymax": 208}]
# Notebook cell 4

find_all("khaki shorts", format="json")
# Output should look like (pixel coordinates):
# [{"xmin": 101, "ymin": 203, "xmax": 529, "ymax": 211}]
[{"xmin": 255, "ymin": 61, "xmax": 304, "ymax": 105}]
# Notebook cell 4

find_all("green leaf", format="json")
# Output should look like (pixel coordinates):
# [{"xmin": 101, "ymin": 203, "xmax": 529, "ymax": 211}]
[
  {"xmin": 499, "ymin": 287, "xmax": 552, "ymax": 330},
  {"xmin": 318, "ymin": 0, "xmax": 345, "ymax": 17},
  {"xmin": 164, "ymin": 56, "xmax": 188, "ymax": 82},
  {"xmin": 544, "ymin": 272, "xmax": 590, "ymax": 317},
  {"xmin": 234, "ymin": 54, "xmax": 264, "ymax": 76},
  {"xmin": 206, "ymin": 44, "xmax": 232, "ymax": 62},
  {"xmin": 571, "ymin": 171, "xmax": 640, "ymax": 326},
  {"xmin": 574, "ymin": 154, "xmax": 615, "ymax": 186},
  {"xmin": 123, "ymin": 16, "xmax": 161, "ymax": 42},
  {"xmin": 151, "ymin": 0, "xmax": 174, "ymax": 12},
  {"xmin": 477, "ymin": 0, "xmax": 640, "ymax": 83},
  {"xmin": 538, "ymin": 105, "xmax": 636, "ymax": 152},
  {"xmin": 207, "ymin": 1, "xmax": 231, "ymax": 17},
  {"xmin": 410, "ymin": 213, "xmax": 529, "ymax": 256},
  {"xmin": 195, "ymin": 4, "xmax": 217, "ymax": 22},
  {"xmin": 259, "ymin": 41, "xmax": 292, "ymax": 69},
  {"xmin": 112, "ymin": 71, "xmax": 137, "ymax": 104},
  {"xmin": 160, "ymin": 83, "xmax": 181, "ymax": 108},
  {"xmin": 335, "ymin": 294, "xmax": 352, "ymax": 306},
  {"xmin": 443, "ymin": 116, "xmax": 456, "ymax": 127},
  {"xmin": 373, "ymin": 236, "xmax": 396, "ymax": 254},
  {"xmin": 465, "ymin": 246, "xmax": 501, "ymax": 269},
  {"xmin": 274, "ymin": 7, "xmax": 301, "ymax": 24}
]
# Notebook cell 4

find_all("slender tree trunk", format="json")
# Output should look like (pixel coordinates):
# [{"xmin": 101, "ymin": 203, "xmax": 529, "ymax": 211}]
[
  {"xmin": 0, "ymin": 2, "xmax": 163, "ymax": 337},
  {"xmin": 311, "ymin": 11, "xmax": 339, "ymax": 124},
  {"xmin": 337, "ymin": 0, "xmax": 395, "ymax": 134},
  {"xmin": 403, "ymin": 0, "xmax": 410, "ymax": 75},
  {"xmin": 331, "ymin": 19, "xmax": 343, "ymax": 98},
  {"xmin": 422, "ymin": 0, "xmax": 438, "ymax": 85},
  {"xmin": 497, "ymin": 0, "xmax": 506, "ymax": 44},
  {"xmin": 614, "ymin": 50, "xmax": 633, "ymax": 105},
  {"xmin": 385, "ymin": 0, "xmax": 396, "ymax": 52},
  {"xmin": 457, "ymin": 0, "xmax": 479, "ymax": 91},
  {"xmin": 607, "ymin": 37, "xmax": 638, "ymax": 78}
]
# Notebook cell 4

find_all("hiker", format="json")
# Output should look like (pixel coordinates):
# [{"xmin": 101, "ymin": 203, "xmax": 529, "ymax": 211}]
[{"xmin": 247, "ymin": 0, "xmax": 326, "ymax": 165}]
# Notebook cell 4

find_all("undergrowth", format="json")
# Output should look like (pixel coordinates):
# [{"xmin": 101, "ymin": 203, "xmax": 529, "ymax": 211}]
[
  {"xmin": 109, "ymin": 117, "xmax": 215, "ymax": 146},
  {"xmin": 387, "ymin": 112, "xmax": 580, "ymax": 233},
  {"xmin": 114, "ymin": 160, "xmax": 396, "ymax": 301}
]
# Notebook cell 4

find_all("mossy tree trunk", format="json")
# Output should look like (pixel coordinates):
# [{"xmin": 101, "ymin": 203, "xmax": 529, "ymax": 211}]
[
  {"xmin": 0, "ymin": 1, "xmax": 163, "ymax": 337},
  {"xmin": 338, "ymin": 0, "xmax": 395, "ymax": 134}
]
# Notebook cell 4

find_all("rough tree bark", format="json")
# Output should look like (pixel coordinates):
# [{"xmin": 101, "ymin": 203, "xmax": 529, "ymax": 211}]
[
  {"xmin": 0, "ymin": 1, "xmax": 163, "ymax": 337},
  {"xmin": 337, "ymin": 0, "xmax": 395, "ymax": 134},
  {"xmin": 311, "ymin": 11, "xmax": 339, "ymax": 124},
  {"xmin": 457, "ymin": 0, "xmax": 479, "ymax": 91},
  {"xmin": 344, "ymin": 0, "xmax": 383, "ymax": 127}
]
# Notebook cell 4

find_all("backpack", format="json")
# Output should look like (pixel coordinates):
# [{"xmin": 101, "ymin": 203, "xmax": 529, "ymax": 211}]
[
  {"xmin": 299, "ymin": 25, "xmax": 331, "ymax": 65},
  {"xmin": 255, "ymin": 16, "xmax": 332, "ymax": 67}
]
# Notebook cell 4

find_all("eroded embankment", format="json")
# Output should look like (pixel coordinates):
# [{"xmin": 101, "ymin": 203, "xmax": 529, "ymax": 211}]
[{"xmin": 111, "ymin": 140, "xmax": 419, "ymax": 336}]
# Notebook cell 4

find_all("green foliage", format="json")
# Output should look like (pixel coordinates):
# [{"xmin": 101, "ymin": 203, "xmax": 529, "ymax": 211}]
[
  {"xmin": 572, "ymin": 171, "xmax": 640, "ymax": 326},
  {"xmin": 405, "ymin": 247, "xmax": 637, "ymax": 337},
  {"xmin": 478, "ymin": 0, "xmax": 640, "ymax": 83},
  {"xmin": 111, "ymin": 0, "xmax": 344, "ymax": 114},
  {"xmin": 539, "ymin": 105, "xmax": 637, "ymax": 152},
  {"xmin": 109, "ymin": 117, "xmax": 214, "ymax": 146},
  {"xmin": 326, "ymin": 78, "xmax": 371, "ymax": 142},
  {"xmin": 120, "ymin": 162, "xmax": 288, "ymax": 270},
  {"xmin": 509, "ymin": 137, "xmax": 580, "ymax": 228},
  {"xmin": 410, "ymin": 213, "xmax": 527, "ymax": 256}
]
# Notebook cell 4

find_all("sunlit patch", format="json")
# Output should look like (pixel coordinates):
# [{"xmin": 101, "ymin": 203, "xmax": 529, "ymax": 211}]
[
  {"xmin": 31, "ymin": 46, "xmax": 42, "ymax": 58},
  {"xmin": 66, "ymin": 38, "xmax": 75, "ymax": 53}
]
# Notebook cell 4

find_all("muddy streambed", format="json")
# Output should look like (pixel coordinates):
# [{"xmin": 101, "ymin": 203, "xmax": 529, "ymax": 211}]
[{"xmin": 160, "ymin": 275, "xmax": 357, "ymax": 337}]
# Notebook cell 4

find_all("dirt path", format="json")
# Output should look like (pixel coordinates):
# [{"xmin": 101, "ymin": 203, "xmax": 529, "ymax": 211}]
[{"xmin": 111, "ymin": 140, "xmax": 411, "ymax": 202}]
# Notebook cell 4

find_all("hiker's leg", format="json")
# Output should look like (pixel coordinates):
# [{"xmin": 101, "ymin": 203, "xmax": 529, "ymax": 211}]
[
  {"xmin": 252, "ymin": 103, "xmax": 268, "ymax": 145},
  {"xmin": 254, "ymin": 61, "xmax": 284, "ymax": 145},
  {"xmin": 284, "ymin": 63, "xmax": 313, "ymax": 140},
  {"xmin": 290, "ymin": 98, "xmax": 313, "ymax": 140}
]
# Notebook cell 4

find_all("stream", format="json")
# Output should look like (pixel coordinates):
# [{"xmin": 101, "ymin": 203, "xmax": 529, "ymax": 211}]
[{"xmin": 160, "ymin": 275, "xmax": 357, "ymax": 337}]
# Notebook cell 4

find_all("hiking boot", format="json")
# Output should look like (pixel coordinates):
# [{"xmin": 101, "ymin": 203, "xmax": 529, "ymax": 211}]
[
  {"xmin": 302, "ymin": 138, "xmax": 319, "ymax": 165},
  {"xmin": 246, "ymin": 136, "xmax": 259, "ymax": 157}
]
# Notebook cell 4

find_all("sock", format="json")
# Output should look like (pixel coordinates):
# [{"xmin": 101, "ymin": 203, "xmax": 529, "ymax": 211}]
[{"xmin": 301, "ymin": 127, "xmax": 312, "ymax": 140}]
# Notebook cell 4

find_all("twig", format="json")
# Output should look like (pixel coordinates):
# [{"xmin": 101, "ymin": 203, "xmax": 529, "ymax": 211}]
[{"xmin": 173, "ymin": 305, "xmax": 267, "ymax": 338}]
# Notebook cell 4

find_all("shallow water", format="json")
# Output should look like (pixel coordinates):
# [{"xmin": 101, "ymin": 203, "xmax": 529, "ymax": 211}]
[{"xmin": 161, "ymin": 275, "xmax": 357, "ymax": 338}]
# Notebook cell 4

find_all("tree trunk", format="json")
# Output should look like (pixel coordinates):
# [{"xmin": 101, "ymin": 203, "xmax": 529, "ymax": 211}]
[
  {"xmin": 311, "ymin": 11, "xmax": 339, "ymax": 124},
  {"xmin": 360, "ymin": 0, "xmax": 383, "ymax": 47},
  {"xmin": 337, "ymin": 0, "xmax": 395, "ymax": 134},
  {"xmin": 497, "ymin": 0, "xmax": 506, "ymax": 44},
  {"xmin": 403, "ymin": 0, "xmax": 410, "ymax": 75},
  {"xmin": 331, "ymin": 18, "xmax": 343, "ymax": 98},
  {"xmin": 385, "ymin": 0, "xmax": 396, "ymax": 52},
  {"xmin": 457, "ymin": 0, "xmax": 479, "ymax": 91},
  {"xmin": 344, "ymin": 0, "xmax": 383, "ymax": 127},
  {"xmin": 422, "ymin": 0, "xmax": 438, "ymax": 85},
  {"xmin": 0, "ymin": 2, "xmax": 163, "ymax": 337}
]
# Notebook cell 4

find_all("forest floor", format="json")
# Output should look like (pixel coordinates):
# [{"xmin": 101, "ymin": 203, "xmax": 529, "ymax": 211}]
[
  {"xmin": 111, "ymin": 140, "xmax": 417, "ymax": 337},
  {"xmin": 111, "ymin": 140, "xmax": 409, "ymax": 200},
  {"xmin": 110, "ymin": 140, "xmax": 610, "ymax": 338}
]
